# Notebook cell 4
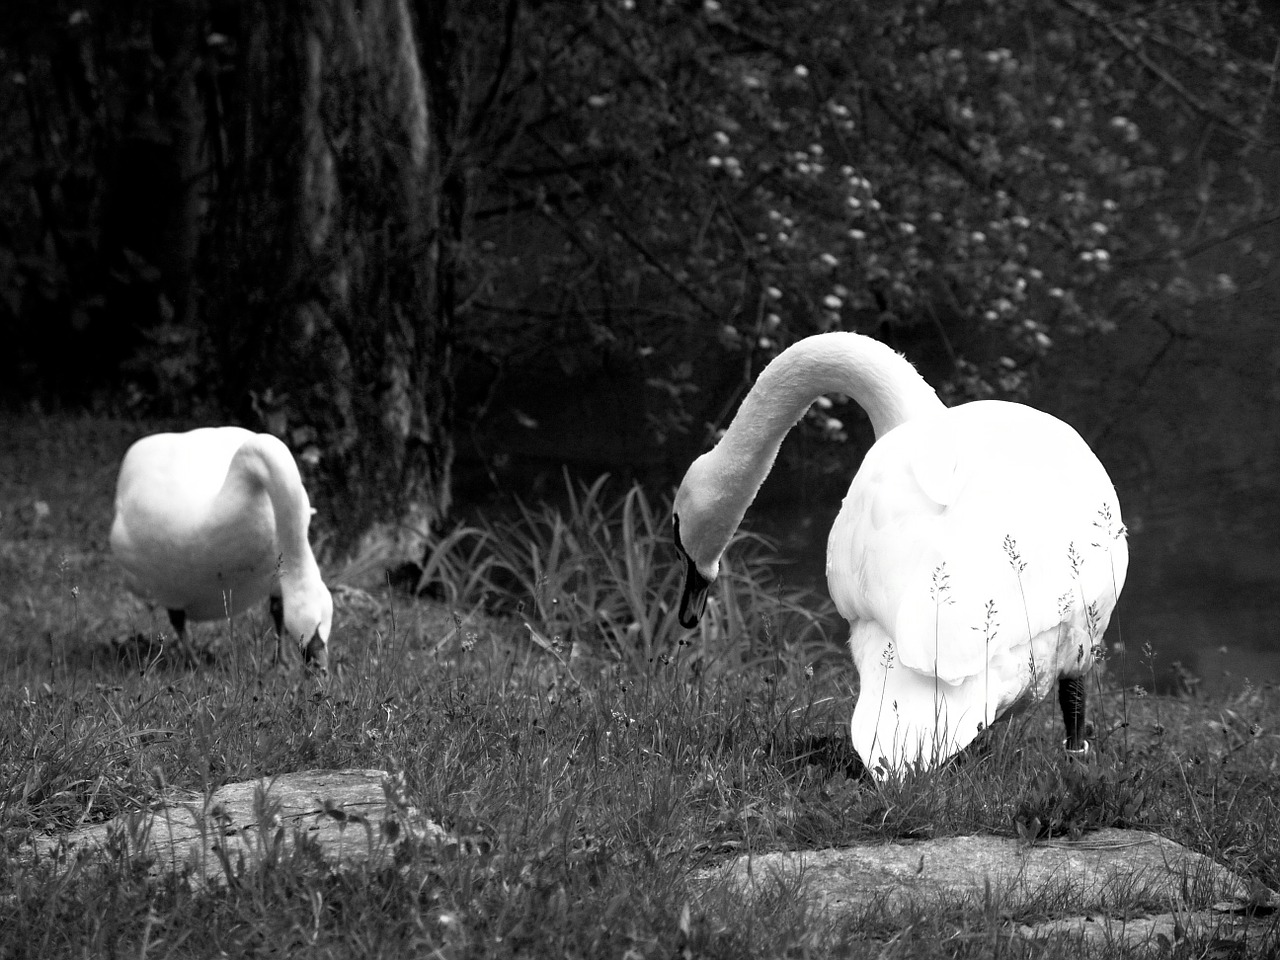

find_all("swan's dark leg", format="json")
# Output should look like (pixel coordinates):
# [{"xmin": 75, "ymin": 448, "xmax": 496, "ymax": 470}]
[
  {"xmin": 1059, "ymin": 675, "xmax": 1088, "ymax": 753},
  {"xmin": 166, "ymin": 608, "xmax": 194, "ymax": 665},
  {"xmin": 167, "ymin": 608, "xmax": 186, "ymax": 637},
  {"xmin": 269, "ymin": 595, "xmax": 285, "ymax": 666}
]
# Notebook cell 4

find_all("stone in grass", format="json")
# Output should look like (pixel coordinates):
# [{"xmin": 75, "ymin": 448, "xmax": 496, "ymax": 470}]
[
  {"xmin": 28, "ymin": 768, "xmax": 453, "ymax": 887},
  {"xmin": 695, "ymin": 828, "xmax": 1276, "ymax": 954}
]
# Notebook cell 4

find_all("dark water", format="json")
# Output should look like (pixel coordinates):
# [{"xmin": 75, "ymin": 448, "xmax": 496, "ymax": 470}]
[{"xmin": 1118, "ymin": 509, "xmax": 1280, "ymax": 695}]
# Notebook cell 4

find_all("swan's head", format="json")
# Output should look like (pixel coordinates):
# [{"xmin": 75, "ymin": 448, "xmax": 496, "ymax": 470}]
[
  {"xmin": 673, "ymin": 454, "xmax": 741, "ymax": 628},
  {"xmin": 282, "ymin": 581, "xmax": 333, "ymax": 674}
]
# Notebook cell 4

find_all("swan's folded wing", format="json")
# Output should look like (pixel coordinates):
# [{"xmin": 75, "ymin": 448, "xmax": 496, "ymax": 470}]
[{"xmin": 831, "ymin": 404, "xmax": 1128, "ymax": 686}]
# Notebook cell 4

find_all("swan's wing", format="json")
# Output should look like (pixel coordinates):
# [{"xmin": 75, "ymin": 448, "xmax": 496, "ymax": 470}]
[
  {"xmin": 111, "ymin": 427, "xmax": 266, "ymax": 612},
  {"xmin": 830, "ymin": 401, "xmax": 1128, "ymax": 688},
  {"xmin": 114, "ymin": 427, "xmax": 256, "ymax": 521}
]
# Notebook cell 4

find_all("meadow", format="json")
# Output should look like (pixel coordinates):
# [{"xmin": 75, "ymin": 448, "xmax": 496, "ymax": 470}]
[{"xmin": 1, "ymin": 414, "xmax": 1278, "ymax": 958}]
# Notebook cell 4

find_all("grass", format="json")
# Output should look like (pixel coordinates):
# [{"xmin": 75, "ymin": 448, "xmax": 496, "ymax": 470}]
[{"xmin": 2, "ymin": 413, "xmax": 1280, "ymax": 957}]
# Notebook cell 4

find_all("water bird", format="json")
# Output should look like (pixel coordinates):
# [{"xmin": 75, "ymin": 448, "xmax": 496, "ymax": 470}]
[
  {"xmin": 673, "ymin": 332, "xmax": 1127, "ymax": 777},
  {"xmin": 110, "ymin": 426, "xmax": 332, "ymax": 672}
]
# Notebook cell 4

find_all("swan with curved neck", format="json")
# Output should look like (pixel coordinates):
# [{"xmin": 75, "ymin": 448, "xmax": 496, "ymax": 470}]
[
  {"xmin": 674, "ymin": 332, "xmax": 1128, "ymax": 777},
  {"xmin": 111, "ymin": 426, "xmax": 332, "ymax": 672}
]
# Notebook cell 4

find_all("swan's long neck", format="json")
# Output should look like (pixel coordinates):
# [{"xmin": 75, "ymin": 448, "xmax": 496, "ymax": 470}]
[
  {"xmin": 734, "ymin": 332, "xmax": 941, "ymax": 446},
  {"xmin": 232, "ymin": 435, "xmax": 320, "ymax": 585},
  {"xmin": 678, "ymin": 333, "xmax": 943, "ymax": 571}
]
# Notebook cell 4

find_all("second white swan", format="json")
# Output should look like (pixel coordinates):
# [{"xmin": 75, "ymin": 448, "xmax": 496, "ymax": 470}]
[
  {"xmin": 673, "ymin": 332, "xmax": 1127, "ymax": 777},
  {"xmin": 110, "ymin": 426, "xmax": 333, "ymax": 672}
]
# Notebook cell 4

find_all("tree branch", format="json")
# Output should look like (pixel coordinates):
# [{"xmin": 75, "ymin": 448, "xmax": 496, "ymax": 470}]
[{"xmin": 1055, "ymin": 0, "xmax": 1280, "ymax": 148}]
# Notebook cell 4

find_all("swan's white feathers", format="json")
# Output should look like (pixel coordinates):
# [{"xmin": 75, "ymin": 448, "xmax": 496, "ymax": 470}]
[
  {"xmin": 674, "ymin": 334, "xmax": 1128, "ymax": 777},
  {"xmin": 110, "ymin": 427, "xmax": 332, "ymax": 662},
  {"xmin": 829, "ymin": 400, "xmax": 1127, "ymax": 771}
]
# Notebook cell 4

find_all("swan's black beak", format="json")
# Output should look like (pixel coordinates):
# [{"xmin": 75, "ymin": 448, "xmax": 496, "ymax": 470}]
[
  {"xmin": 674, "ymin": 515, "xmax": 709, "ymax": 628},
  {"xmin": 303, "ymin": 631, "xmax": 329, "ymax": 675},
  {"xmin": 679, "ymin": 555, "xmax": 710, "ymax": 628}
]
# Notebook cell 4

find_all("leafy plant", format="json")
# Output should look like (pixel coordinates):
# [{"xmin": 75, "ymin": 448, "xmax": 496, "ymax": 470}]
[
  {"xmin": 1011, "ymin": 757, "xmax": 1150, "ymax": 843},
  {"xmin": 418, "ymin": 473, "xmax": 834, "ymax": 673}
]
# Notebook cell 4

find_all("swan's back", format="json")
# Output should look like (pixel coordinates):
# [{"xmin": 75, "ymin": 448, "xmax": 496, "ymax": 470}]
[
  {"xmin": 111, "ymin": 426, "xmax": 279, "ymax": 618},
  {"xmin": 829, "ymin": 400, "xmax": 1128, "ymax": 772},
  {"xmin": 113, "ymin": 427, "xmax": 255, "ymax": 515}
]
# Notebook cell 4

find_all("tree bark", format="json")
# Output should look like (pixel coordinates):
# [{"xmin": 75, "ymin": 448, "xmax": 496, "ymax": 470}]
[{"xmin": 212, "ymin": 0, "xmax": 453, "ymax": 563}]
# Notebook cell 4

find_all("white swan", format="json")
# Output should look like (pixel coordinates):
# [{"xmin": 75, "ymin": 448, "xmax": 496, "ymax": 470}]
[
  {"xmin": 110, "ymin": 426, "xmax": 332, "ymax": 672},
  {"xmin": 673, "ymin": 332, "xmax": 1127, "ymax": 777}
]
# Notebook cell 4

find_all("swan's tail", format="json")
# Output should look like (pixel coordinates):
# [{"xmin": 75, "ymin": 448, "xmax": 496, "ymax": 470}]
[{"xmin": 848, "ymin": 621, "xmax": 995, "ymax": 779}]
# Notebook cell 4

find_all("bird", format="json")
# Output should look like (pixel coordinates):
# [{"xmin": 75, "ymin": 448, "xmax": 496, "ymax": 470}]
[
  {"xmin": 673, "ymin": 332, "xmax": 1128, "ymax": 778},
  {"xmin": 110, "ymin": 426, "xmax": 333, "ymax": 673}
]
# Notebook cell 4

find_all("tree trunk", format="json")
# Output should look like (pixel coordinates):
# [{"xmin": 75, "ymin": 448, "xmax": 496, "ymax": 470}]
[{"xmin": 214, "ymin": 0, "xmax": 453, "ymax": 565}]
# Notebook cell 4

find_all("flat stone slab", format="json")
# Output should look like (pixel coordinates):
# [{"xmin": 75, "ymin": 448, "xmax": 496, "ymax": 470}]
[
  {"xmin": 1021, "ymin": 908, "xmax": 1273, "ymax": 955},
  {"xmin": 696, "ymin": 828, "xmax": 1275, "ymax": 953},
  {"xmin": 26, "ymin": 768, "xmax": 450, "ymax": 886}
]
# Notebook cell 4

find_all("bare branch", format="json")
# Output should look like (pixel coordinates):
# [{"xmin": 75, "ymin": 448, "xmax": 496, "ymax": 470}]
[{"xmin": 1056, "ymin": 0, "xmax": 1280, "ymax": 148}]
